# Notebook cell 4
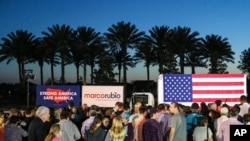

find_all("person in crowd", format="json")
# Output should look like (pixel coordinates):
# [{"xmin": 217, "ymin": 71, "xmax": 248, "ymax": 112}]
[
  {"xmin": 200, "ymin": 102, "xmax": 209, "ymax": 117},
  {"xmin": 218, "ymin": 106, "xmax": 243, "ymax": 141},
  {"xmin": 69, "ymin": 111, "xmax": 77, "ymax": 124},
  {"xmin": 129, "ymin": 102, "xmax": 142, "ymax": 123},
  {"xmin": 85, "ymin": 116, "xmax": 107, "ymax": 141},
  {"xmin": 145, "ymin": 105, "xmax": 153, "ymax": 119},
  {"xmin": 214, "ymin": 107, "xmax": 229, "ymax": 141},
  {"xmin": 67, "ymin": 102, "xmax": 75, "ymax": 112},
  {"xmin": 0, "ymin": 110, "xmax": 5, "ymax": 141},
  {"xmin": 183, "ymin": 106, "xmax": 192, "ymax": 116},
  {"xmin": 21, "ymin": 107, "xmax": 35, "ymax": 132},
  {"xmin": 104, "ymin": 116, "xmax": 126, "ymax": 141},
  {"xmin": 111, "ymin": 102, "xmax": 124, "ymax": 119},
  {"xmin": 28, "ymin": 106, "xmax": 51, "ymax": 141},
  {"xmin": 104, "ymin": 108, "xmax": 113, "ymax": 119},
  {"xmin": 5, "ymin": 108, "xmax": 18, "ymax": 126},
  {"xmin": 123, "ymin": 103, "xmax": 131, "ymax": 113},
  {"xmin": 133, "ymin": 105, "xmax": 148, "ymax": 141},
  {"xmin": 215, "ymin": 100, "xmax": 222, "ymax": 113},
  {"xmin": 4, "ymin": 115, "xmax": 28, "ymax": 141},
  {"xmin": 208, "ymin": 103, "xmax": 217, "ymax": 111},
  {"xmin": 157, "ymin": 103, "xmax": 172, "ymax": 141},
  {"xmin": 164, "ymin": 103, "xmax": 171, "ymax": 114},
  {"xmin": 243, "ymin": 113, "xmax": 250, "ymax": 125},
  {"xmin": 21, "ymin": 107, "xmax": 35, "ymax": 141},
  {"xmin": 238, "ymin": 95, "xmax": 249, "ymax": 121},
  {"xmin": 192, "ymin": 116, "xmax": 213, "ymax": 141},
  {"xmin": 248, "ymin": 107, "xmax": 250, "ymax": 114},
  {"xmin": 53, "ymin": 107, "xmax": 63, "ymax": 123},
  {"xmin": 186, "ymin": 102, "xmax": 201, "ymax": 141},
  {"xmin": 78, "ymin": 103, "xmax": 89, "ymax": 127},
  {"xmin": 95, "ymin": 106, "xmax": 104, "ymax": 118},
  {"xmin": 81, "ymin": 109, "xmax": 96, "ymax": 139},
  {"xmin": 121, "ymin": 111, "xmax": 134, "ymax": 141},
  {"xmin": 221, "ymin": 104, "xmax": 230, "ymax": 117},
  {"xmin": 208, "ymin": 109, "xmax": 220, "ymax": 140},
  {"xmin": 100, "ymin": 115, "xmax": 111, "ymax": 132},
  {"xmin": 142, "ymin": 107, "xmax": 163, "ymax": 141},
  {"xmin": 71, "ymin": 106, "xmax": 80, "ymax": 121},
  {"xmin": 58, "ymin": 109, "xmax": 81, "ymax": 141},
  {"xmin": 169, "ymin": 102, "xmax": 187, "ymax": 141},
  {"xmin": 44, "ymin": 123, "xmax": 62, "ymax": 141},
  {"xmin": 18, "ymin": 107, "xmax": 26, "ymax": 120}
]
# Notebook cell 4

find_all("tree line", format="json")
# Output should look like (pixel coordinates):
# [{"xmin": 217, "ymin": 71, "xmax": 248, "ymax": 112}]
[{"xmin": 0, "ymin": 21, "xmax": 250, "ymax": 87}]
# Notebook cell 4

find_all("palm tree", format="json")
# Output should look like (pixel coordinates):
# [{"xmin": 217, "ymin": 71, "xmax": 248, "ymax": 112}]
[
  {"xmin": 112, "ymin": 50, "xmax": 122, "ymax": 83},
  {"xmin": 200, "ymin": 34, "xmax": 235, "ymax": 73},
  {"xmin": 104, "ymin": 21, "xmax": 145, "ymax": 84},
  {"xmin": 41, "ymin": 36, "xmax": 60, "ymax": 85},
  {"xmin": 42, "ymin": 24, "xmax": 74, "ymax": 84},
  {"xmin": 89, "ymin": 38, "xmax": 105, "ymax": 84},
  {"xmin": 185, "ymin": 41, "xmax": 207, "ymax": 73},
  {"xmin": 75, "ymin": 26, "xmax": 101, "ymax": 85},
  {"xmin": 30, "ymin": 38, "xmax": 49, "ymax": 85},
  {"xmin": 93, "ymin": 51, "xmax": 117, "ymax": 84},
  {"xmin": 134, "ymin": 39, "xmax": 155, "ymax": 81},
  {"xmin": 237, "ymin": 47, "xmax": 250, "ymax": 74},
  {"xmin": 170, "ymin": 26, "xmax": 200, "ymax": 74},
  {"xmin": 0, "ymin": 30, "xmax": 38, "ymax": 86},
  {"xmin": 68, "ymin": 38, "xmax": 83, "ymax": 84},
  {"xmin": 145, "ymin": 25, "xmax": 172, "ymax": 74}
]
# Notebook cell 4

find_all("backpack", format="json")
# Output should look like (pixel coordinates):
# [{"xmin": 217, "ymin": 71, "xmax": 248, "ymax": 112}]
[{"xmin": 186, "ymin": 113, "xmax": 201, "ymax": 141}]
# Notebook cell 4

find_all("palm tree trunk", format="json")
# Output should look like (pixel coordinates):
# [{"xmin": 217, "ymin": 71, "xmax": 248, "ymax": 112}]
[
  {"xmin": 122, "ymin": 47, "xmax": 127, "ymax": 84},
  {"xmin": 191, "ymin": 65, "xmax": 195, "ymax": 74},
  {"xmin": 83, "ymin": 63, "xmax": 87, "ymax": 85},
  {"xmin": 18, "ymin": 63, "xmax": 23, "ymax": 85},
  {"xmin": 76, "ymin": 65, "xmax": 79, "ymax": 83},
  {"xmin": 91, "ymin": 65, "xmax": 94, "ymax": 84},
  {"xmin": 21, "ymin": 63, "xmax": 25, "ymax": 87},
  {"xmin": 50, "ymin": 60, "xmax": 54, "ymax": 85},
  {"xmin": 146, "ymin": 64, "xmax": 150, "ymax": 81},
  {"xmin": 61, "ymin": 55, "xmax": 65, "ymax": 84},
  {"xmin": 40, "ymin": 64, "xmax": 44, "ymax": 85},
  {"xmin": 180, "ymin": 55, "xmax": 185, "ymax": 74},
  {"xmin": 118, "ymin": 65, "xmax": 121, "ymax": 83}
]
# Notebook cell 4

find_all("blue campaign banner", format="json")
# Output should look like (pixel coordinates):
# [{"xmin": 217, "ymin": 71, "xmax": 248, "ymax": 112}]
[{"xmin": 36, "ymin": 85, "xmax": 81, "ymax": 107}]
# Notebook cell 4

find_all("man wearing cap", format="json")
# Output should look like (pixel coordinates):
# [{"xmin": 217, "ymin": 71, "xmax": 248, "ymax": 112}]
[
  {"xmin": 218, "ymin": 107, "xmax": 243, "ymax": 141},
  {"xmin": 142, "ymin": 107, "xmax": 163, "ymax": 141}
]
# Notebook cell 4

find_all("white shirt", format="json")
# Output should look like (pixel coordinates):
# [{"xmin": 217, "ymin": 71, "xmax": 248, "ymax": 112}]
[{"xmin": 239, "ymin": 103, "xmax": 250, "ymax": 117}]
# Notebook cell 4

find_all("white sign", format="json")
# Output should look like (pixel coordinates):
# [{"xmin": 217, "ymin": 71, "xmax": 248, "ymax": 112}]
[{"xmin": 82, "ymin": 86, "xmax": 124, "ymax": 107}]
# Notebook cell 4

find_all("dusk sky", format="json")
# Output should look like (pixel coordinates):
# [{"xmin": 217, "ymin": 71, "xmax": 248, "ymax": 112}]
[{"xmin": 1, "ymin": 0, "xmax": 250, "ymax": 84}]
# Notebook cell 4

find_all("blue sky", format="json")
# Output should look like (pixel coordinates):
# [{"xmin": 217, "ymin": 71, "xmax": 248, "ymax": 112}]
[{"xmin": 1, "ymin": 0, "xmax": 250, "ymax": 84}]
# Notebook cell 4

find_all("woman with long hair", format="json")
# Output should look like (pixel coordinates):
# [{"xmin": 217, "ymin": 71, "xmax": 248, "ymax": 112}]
[
  {"xmin": 0, "ymin": 111, "xmax": 5, "ymax": 141},
  {"xmin": 105, "ymin": 116, "xmax": 126, "ymax": 141},
  {"xmin": 44, "ymin": 124, "xmax": 62, "ymax": 141},
  {"xmin": 85, "ymin": 116, "xmax": 107, "ymax": 141}
]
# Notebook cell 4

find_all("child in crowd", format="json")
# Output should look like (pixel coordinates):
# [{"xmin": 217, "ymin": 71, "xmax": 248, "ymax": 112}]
[{"xmin": 44, "ymin": 124, "xmax": 62, "ymax": 141}]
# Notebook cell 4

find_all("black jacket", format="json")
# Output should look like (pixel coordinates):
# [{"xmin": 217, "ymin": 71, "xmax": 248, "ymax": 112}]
[{"xmin": 28, "ymin": 117, "xmax": 50, "ymax": 141}]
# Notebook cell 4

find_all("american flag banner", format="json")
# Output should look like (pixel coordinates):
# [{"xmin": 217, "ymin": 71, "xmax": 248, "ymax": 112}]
[{"xmin": 157, "ymin": 74, "xmax": 247, "ymax": 106}]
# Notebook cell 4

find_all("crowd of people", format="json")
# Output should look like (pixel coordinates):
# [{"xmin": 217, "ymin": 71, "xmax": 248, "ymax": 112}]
[{"xmin": 0, "ymin": 95, "xmax": 250, "ymax": 141}]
